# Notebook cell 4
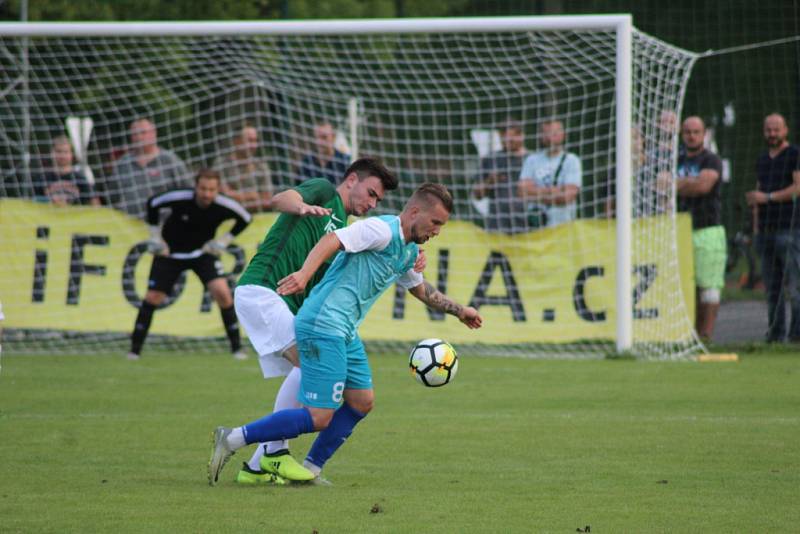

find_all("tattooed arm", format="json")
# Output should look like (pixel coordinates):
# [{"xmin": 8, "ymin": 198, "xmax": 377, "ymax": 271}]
[{"xmin": 408, "ymin": 280, "xmax": 483, "ymax": 329}]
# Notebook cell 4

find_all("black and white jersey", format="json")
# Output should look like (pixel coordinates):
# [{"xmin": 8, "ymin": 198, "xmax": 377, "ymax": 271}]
[{"xmin": 146, "ymin": 189, "xmax": 251, "ymax": 256}]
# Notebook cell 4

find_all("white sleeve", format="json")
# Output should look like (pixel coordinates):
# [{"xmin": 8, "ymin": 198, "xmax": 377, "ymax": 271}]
[
  {"xmin": 334, "ymin": 217, "xmax": 393, "ymax": 253},
  {"xmin": 397, "ymin": 269, "xmax": 424, "ymax": 290}
]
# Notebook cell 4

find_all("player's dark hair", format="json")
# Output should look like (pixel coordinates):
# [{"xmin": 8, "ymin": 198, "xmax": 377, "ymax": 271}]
[
  {"xmin": 345, "ymin": 158, "xmax": 398, "ymax": 191},
  {"xmin": 412, "ymin": 182, "xmax": 453, "ymax": 213},
  {"xmin": 195, "ymin": 168, "xmax": 221, "ymax": 184}
]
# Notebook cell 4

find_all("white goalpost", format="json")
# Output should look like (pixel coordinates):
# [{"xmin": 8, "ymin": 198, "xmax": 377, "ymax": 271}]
[{"xmin": 0, "ymin": 16, "xmax": 701, "ymax": 359}]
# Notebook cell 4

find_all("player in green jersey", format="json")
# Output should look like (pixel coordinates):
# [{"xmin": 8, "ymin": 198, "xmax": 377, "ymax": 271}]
[{"xmin": 232, "ymin": 158, "xmax": 402, "ymax": 485}]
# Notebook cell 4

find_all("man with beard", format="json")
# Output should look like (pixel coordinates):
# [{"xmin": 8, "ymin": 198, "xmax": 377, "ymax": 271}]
[
  {"xmin": 746, "ymin": 113, "xmax": 800, "ymax": 342},
  {"xmin": 518, "ymin": 119, "xmax": 582, "ymax": 229}
]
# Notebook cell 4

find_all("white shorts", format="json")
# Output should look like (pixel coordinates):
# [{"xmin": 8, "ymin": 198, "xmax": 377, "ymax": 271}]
[{"xmin": 234, "ymin": 284, "xmax": 295, "ymax": 379}]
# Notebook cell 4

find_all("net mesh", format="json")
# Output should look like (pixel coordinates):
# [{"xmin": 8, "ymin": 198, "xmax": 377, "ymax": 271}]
[{"xmin": 0, "ymin": 22, "xmax": 701, "ymax": 359}]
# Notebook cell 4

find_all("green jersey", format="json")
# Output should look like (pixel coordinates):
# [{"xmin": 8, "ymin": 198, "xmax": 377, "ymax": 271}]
[{"xmin": 237, "ymin": 178, "xmax": 347, "ymax": 313}]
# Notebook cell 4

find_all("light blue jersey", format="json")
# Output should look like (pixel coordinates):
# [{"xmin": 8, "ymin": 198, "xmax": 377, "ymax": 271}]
[{"xmin": 295, "ymin": 215, "xmax": 420, "ymax": 343}]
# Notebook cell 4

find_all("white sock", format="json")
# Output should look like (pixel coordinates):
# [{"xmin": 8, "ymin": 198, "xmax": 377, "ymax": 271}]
[
  {"xmin": 265, "ymin": 366, "xmax": 302, "ymax": 455},
  {"xmin": 303, "ymin": 459, "xmax": 322, "ymax": 476},
  {"xmin": 247, "ymin": 444, "xmax": 266, "ymax": 472},
  {"xmin": 226, "ymin": 427, "xmax": 246, "ymax": 450}
]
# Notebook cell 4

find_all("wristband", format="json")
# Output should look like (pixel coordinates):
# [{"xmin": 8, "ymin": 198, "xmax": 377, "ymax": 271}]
[{"xmin": 767, "ymin": 192, "xmax": 773, "ymax": 203}]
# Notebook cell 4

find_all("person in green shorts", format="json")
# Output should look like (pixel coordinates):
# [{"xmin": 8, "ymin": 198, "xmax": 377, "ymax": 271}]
[
  {"xmin": 675, "ymin": 116, "xmax": 726, "ymax": 341},
  {"xmin": 232, "ymin": 158, "xmax": 407, "ymax": 484}
]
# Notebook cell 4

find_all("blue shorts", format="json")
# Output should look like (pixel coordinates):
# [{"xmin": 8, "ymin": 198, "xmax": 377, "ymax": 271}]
[{"xmin": 295, "ymin": 330, "xmax": 372, "ymax": 409}]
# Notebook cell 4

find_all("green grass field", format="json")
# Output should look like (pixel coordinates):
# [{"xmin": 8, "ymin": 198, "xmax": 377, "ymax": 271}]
[{"xmin": 1, "ymin": 349, "xmax": 798, "ymax": 533}]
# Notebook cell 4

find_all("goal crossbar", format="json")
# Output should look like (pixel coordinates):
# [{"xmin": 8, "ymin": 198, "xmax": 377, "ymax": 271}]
[{"xmin": 0, "ymin": 15, "xmax": 633, "ymax": 37}]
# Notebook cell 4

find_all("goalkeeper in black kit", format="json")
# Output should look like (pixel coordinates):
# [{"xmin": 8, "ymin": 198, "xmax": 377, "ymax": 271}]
[{"xmin": 127, "ymin": 169, "xmax": 252, "ymax": 360}]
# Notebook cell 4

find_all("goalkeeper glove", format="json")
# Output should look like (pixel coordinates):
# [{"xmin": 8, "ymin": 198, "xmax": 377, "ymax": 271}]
[
  {"xmin": 202, "ymin": 232, "xmax": 234, "ymax": 257},
  {"xmin": 146, "ymin": 225, "xmax": 169, "ymax": 256}
]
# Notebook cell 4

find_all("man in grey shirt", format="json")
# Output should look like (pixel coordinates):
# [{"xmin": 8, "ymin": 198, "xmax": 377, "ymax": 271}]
[
  {"xmin": 472, "ymin": 120, "xmax": 529, "ymax": 234},
  {"xmin": 107, "ymin": 118, "xmax": 190, "ymax": 219}
]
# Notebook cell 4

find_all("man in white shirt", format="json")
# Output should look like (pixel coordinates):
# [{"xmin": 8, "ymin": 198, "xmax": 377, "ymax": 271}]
[{"xmin": 518, "ymin": 119, "xmax": 582, "ymax": 228}]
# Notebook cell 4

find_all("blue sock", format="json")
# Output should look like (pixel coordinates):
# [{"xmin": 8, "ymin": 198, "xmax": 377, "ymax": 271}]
[
  {"xmin": 242, "ymin": 408, "xmax": 314, "ymax": 445},
  {"xmin": 306, "ymin": 403, "xmax": 366, "ymax": 470}
]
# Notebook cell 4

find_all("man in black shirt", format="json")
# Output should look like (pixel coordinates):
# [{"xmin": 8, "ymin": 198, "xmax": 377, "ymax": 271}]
[
  {"xmin": 128, "ymin": 169, "xmax": 252, "ymax": 359},
  {"xmin": 746, "ymin": 113, "xmax": 800, "ymax": 342},
  {"xmin": 676, "ymin": 116, "xmax": 725, "ymax": 341}
]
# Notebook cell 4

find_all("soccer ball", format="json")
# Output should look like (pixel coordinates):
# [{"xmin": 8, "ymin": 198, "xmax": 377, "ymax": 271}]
[{"xmin": 409, "ymin": 338, "xmax": 459, "ymax": 387}]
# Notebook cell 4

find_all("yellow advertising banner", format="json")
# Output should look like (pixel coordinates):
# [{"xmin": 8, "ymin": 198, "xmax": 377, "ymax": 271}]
[{"xmin": 0, "ymin": 199, "xmax": 694, "ymax": 344}]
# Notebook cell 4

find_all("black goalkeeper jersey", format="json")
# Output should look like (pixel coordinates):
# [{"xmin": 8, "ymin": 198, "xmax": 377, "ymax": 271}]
[{"xmin": 146, "ymin": 189, "xmax": 251, "ymax": 254}]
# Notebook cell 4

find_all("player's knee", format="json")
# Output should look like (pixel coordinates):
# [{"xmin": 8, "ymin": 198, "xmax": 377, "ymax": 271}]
[
  {"xmin": 351, "ymin": 398, "xmax": 373, "ymax": 415},
  {"xmin": 217, "ymin": 293, "xmax": 233, "ymax": 308},
  {"xmin": 699, "ymin": 288, "xmax": 720, "ymax": 304},
  {"xmin": 144, "ymin": 290, "xmax": 166, "ymax": 306},
  {"xmin": 209, "ymin": 285, "xmax": 233, "ymax": 307},
  {"xmin": 345, "ymin": 392, "xmax": 374, "ymax": 415},
  {"xmin": 309, "ymin": 408, "xmax": 334, "ymax": 431}
]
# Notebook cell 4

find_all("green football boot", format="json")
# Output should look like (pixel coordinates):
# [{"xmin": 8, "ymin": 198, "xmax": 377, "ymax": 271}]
[
  {"xmin": 259, "ymin": 449, "xmax": 315, "ymax": 481},
  {"xmin": 235, "ymin": 462, "xmax": 287, "ymax": 485}
]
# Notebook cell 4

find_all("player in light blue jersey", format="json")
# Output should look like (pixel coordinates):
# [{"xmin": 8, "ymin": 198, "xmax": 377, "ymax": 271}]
[{"xmin": 208, "ymin": 183, "xmax": 482, "ymax": 485}]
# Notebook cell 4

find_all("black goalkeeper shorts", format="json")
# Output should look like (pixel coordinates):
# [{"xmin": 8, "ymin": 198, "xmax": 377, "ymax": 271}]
[{"xmin": 147, "ymin": 254, "xmax": 225, "ymax": 293}]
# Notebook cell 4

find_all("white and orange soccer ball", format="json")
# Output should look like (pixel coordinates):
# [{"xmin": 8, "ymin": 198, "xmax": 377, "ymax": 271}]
[{"xmin": 409, "ymin": 338, "xmax": 459, "ymax": 387}]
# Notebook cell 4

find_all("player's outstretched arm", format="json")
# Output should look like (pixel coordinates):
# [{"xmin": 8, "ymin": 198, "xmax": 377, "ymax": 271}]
[
  {"xmin": 271, "ymin": 189, "xmax": 332, "ymax": 217},
  {"xmin": 277, "ymin": 232, "xmax": 343, "ymax": 295},
  {"xmin": 408, "ymin": 281, "xmax": 483, "ymax": 329}
]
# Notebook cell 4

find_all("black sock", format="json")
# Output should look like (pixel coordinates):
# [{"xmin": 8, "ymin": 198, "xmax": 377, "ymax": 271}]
[
  {"xmin": 220, "ymin": 305, "xmax": 241, "ymax": 352},
  {"xmin": 130, "ymin": 301, "xmax": 156, "ymax": 355}
]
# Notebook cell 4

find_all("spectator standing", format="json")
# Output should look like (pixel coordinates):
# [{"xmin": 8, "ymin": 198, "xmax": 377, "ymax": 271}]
[
  {"xmin": 297, "ymin": 122, "xmax": 350, "ymax": 184},
  {"xmin": 212, "ymin": 123, "xmax": 273, "ymax": 213},
  {"xmin": 518, "ymin": 119, "xmax": 582, "ymax": 228},
  {"xmin": 675, "ymin": 116, "xmax": 725, "ymax": 341},
  {"xmin": 472, "ymin": 120, "xmax": 529, "ymax": 234},
  {"xmin": 107, "ymin": 118, "xmax": 190, "ymax": 219},
  {"xmin": 34, "ymin": 136, "xmax": 100, "ymax": 206},
  {"xmin": 745, "ymin": 113, "xmax": 800, "ymax": 342}
]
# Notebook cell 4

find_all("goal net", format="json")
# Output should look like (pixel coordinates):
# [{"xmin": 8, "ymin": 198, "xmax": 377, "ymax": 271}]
[{"xmin": 0, "ymin": 17, "xmax": 701, "ymax": 359}]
